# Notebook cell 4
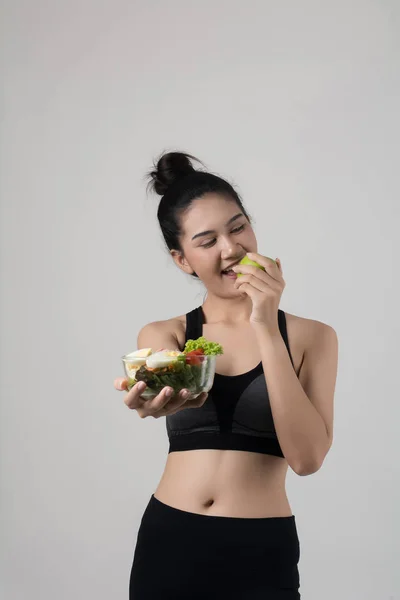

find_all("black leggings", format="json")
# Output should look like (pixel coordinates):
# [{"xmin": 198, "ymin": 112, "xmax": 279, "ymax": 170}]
[{"xmin": 129, "ymin": 494, "xmax": 301, "ymax": 599}]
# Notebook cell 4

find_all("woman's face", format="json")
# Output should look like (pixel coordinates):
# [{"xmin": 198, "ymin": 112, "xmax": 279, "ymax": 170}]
[{"xmin": 172, "ymin": 193, "xmax": 258, "ymax": 296}]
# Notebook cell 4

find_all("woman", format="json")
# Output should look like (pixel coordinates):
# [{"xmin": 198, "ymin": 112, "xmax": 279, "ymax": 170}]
[{"xmin": 114, "ymin": 152, "xmax": 339, "ymax": 599}]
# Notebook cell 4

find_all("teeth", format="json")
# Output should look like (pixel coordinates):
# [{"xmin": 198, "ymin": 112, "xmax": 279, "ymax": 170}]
[{"xmin": 222, "ymin": 264, "xmax": 238, "ymax": 273}]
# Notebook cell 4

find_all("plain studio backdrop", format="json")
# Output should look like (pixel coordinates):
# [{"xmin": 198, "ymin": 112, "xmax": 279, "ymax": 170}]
[{"xmin": 1, "ymin": 1, "xmax": 399, "ymax": 599}]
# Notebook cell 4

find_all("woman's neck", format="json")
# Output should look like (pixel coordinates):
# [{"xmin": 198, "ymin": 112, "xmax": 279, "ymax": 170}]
[{"xmin": 201, "ymin": 293, "xmax": 253, "ymax": 325}]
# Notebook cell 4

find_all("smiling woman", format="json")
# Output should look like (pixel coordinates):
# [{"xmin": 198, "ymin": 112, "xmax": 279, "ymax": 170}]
[
  {"xmin": 150, "ymin": 152, "xmax": 256, "ymax": 283},
  {"xmin": 116, "ymin": 151, "xmax": 339, "ymax": 599}
]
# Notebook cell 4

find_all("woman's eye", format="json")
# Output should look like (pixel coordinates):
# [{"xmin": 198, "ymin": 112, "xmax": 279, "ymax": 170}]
[
  {"xmin": 201, "ymin": 239, "xmax": 216, "ymax": 248},
  {"xmin": 200, "ymin": 225, "xmax": 245, "ymax": 248}
]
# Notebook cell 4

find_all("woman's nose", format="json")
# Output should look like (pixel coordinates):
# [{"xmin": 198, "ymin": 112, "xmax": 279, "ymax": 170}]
[{"xmin": 221, "ymin": 239, "xmax": 242, "ymax": 258}]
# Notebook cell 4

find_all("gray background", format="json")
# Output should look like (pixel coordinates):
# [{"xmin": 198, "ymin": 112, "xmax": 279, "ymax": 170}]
[{"xmin": 1, "ymin": 1, "xmax": 399, "ymax": 599}]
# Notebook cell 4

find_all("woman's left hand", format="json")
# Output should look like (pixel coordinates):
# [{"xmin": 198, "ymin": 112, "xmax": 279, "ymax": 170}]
[{"xmin": 232, "ymin": 253, "xmax": 285, "ymax": 333}]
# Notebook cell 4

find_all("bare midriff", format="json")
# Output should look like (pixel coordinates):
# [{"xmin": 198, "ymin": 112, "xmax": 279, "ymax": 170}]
[
  {"xmin": 152, "ymin": 310, "xmax": 307, "ymax": 518},
  {"xmin": 154, "ymin": 450, "xmax": 291, "ymax": 518}
]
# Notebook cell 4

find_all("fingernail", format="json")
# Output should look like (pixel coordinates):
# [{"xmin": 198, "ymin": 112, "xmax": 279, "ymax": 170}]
[
  {"xmin": 182, "ymin": 390, "xmax": 190, "ymax": 398},
  {"xmin": 138, "ymin": 382, "xmax": 146, "ymax": 391},
  {"xmin": 165, "ymin": 388, "xmax": 173, "ymax": 397}
]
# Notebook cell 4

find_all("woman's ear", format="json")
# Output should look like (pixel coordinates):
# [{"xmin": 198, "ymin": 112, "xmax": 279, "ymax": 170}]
[{"xmin": 170, "ymin": 249, "xmax": 194, "ymax": 275}]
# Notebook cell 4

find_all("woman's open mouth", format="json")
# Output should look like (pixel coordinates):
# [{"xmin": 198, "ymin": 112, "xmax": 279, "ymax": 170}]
[{"xmin": 221, "ymin": 268, "xmax": 237, "ymax": 279}]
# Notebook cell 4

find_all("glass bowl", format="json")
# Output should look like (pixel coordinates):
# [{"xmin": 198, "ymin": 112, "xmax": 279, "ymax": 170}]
[{"xmin": 121, "ymin": 354, "xmax": 217, "ymax": 401}]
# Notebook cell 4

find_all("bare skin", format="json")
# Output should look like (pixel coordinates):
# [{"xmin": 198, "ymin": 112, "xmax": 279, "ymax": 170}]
[
  {"xmin": 115, "ymin": 192, "xmax": 336, "ymax": 518},
  {"xmin": 116, "ymin": 310, "xmax": 311, "ymax": 518}
]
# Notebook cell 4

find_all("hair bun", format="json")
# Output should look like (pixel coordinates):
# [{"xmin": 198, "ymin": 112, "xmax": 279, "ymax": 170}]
[{"xmin": 148, "ymin": 151, "xmax": 200, "ymax": 196}]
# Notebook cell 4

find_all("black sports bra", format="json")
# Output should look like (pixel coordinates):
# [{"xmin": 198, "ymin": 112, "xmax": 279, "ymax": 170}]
[{"xmin": 166, "ymin": 306, "xmax": 296, "ymax": 458}]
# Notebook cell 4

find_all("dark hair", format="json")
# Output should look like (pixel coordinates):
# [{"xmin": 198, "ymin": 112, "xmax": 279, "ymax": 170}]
[{"xmin": 147, "ymin": 151, "xmax": 252, "ymax": 278}]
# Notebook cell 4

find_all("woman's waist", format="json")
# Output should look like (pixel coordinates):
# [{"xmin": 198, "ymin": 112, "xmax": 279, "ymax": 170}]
[{"xmin": 154, "ymin": 449, "xmax": 291, "ymax": 518}]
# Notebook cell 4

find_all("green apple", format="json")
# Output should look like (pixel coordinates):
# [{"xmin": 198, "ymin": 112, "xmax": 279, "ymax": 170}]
[{"xmin": 237, "ymin": 255, "xmax": 276, "ymax": 277}]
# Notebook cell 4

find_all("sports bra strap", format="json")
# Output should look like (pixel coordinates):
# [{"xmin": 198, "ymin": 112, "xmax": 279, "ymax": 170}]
[
  {"xmin": 184, "ymin": 306, "xmax": 203, "ymax": 343},
  {"xmin": 278, "ymin": 309, "xmax": 295, "ymax": 369}
]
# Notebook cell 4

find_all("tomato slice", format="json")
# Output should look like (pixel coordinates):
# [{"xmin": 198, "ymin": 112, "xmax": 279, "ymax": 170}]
[{"xmin": 185, "ymin": 349, "xmax": 204, "ymax": 366}]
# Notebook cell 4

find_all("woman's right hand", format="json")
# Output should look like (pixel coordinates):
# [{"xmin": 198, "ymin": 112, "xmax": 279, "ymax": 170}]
[{"xmin": 114, "ymin": 378, "xmax": 208, "ymax": 419}]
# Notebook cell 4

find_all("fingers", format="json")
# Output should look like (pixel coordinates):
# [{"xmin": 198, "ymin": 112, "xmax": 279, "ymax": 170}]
[
  {"xmin": 246, "ymin": 252, "xmax": 280, "ymax": 278},
  {"xmin": 163, "ymin": 388, "xmax": 195, "ymax": 412},
  {"xmin": 139, "ymin": 386, "xmax": 176, "ymax": 415},
  {"xmin": 114, "ymin": 377, "xmax": 128, "ymax": 391},
  {"xmin": 167, "ymin": 392, "xmax": 208, "ymax": 415},
  {"xmin": 123, "ymin": 381, "xmax": 148, "ymax": 409},
  {"xmin": 137, "ymin": 388, "xmax": 187, "ymax": 418},
  {"xmin": 172, "ymin": 392, "xmax": 208, "ymax": 411},
  {"xmin": 151, "ymin": 392, "xmax": 209, "ymax": 418},
  {"xmin": 117, "ymin": 377, "xmax": 209, "ymax": 419},
  {"xmin": 136, "ymin": 388, "xmax": 205, "ymax": 419},
  {"xmin": 234, "ymin": 273, "xmax": 271, "ymax": 293},
  {"xmin": 233, "ymin": 264, "xmax": 280, "ymax": 288}
]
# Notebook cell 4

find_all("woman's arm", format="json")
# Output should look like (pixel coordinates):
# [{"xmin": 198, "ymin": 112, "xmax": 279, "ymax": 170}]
[
  {"xmin": 114, "ymin": 320, "xmax": 208, "ymax": 418},
  {"xmin": 137, "ymin": 320, "xmax": 181, "ymax": 352},
  {"xmin": 254, "ymin": 319, "xmax": 338, "ymax": 476}
]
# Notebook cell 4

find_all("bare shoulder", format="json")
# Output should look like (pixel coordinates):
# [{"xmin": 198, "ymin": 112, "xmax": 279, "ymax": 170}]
[
  {"xmin": 137, "ymin": 314, "xmax": 186, "ymax": 351},
  {"xmin": 285, "ymin": 310, "xmax": 338, "ymax": 351},
  {"xmin": 284, "ymin": 311, "xmax": 338, "ymax": 399}
]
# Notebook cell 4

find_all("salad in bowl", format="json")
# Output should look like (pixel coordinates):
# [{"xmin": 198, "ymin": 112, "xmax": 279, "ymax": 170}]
[{"xmin": 122, "ymin": 337, "xmax": 223, "ymax": 400}]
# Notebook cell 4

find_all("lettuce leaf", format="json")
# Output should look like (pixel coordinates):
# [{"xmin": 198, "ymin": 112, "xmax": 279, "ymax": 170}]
[
  {"xmin": 134, "ymin": 361, "xmax": 202, "ymax": 394},
  {"xmin": 183, "ymin": 336, "xmax": 223, "ymax": 356}
]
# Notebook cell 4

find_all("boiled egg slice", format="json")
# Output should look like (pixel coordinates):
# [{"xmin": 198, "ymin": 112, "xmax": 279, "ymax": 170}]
[
  {"xmin": 146, "ymin": 350, "xmax": 184, "ymax": 369},
  {"xmin": 124, "ymin": 347, "xmax": 153, "ymax": 367},
  {"xmin": 126, "ymin": 365, "xmax": 140, "ymax": 379}
]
